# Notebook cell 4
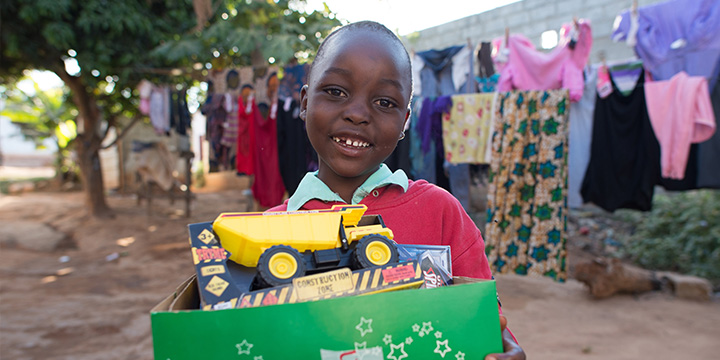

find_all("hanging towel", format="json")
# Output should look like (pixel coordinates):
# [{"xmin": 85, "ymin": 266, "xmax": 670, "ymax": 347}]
[
  {"xmin": 645, "ymin": 71, "xmax": 716, "ymax": 179},
  {"xmin": 443, "ymin": 93, "xmax": 495, "ymax": 164}
]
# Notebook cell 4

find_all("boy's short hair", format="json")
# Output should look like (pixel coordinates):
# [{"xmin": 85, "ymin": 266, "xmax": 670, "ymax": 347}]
[{"xmin": 309, "ymin": 21, "xmax": 413, "ymax": 99}]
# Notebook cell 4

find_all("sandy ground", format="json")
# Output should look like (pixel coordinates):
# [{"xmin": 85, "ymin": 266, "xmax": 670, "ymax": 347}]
[{"xmin": 0, "ymin": 189, "xmax": 719, "ymax": 360}]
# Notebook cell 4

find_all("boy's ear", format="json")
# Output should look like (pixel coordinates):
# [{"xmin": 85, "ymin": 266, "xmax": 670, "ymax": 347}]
[{"xmin": 299, "ymin": 84, "xmax": 309, "ymax": 121}]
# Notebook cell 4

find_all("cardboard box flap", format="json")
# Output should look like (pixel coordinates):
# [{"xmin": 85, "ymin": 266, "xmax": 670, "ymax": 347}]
[{"xmin": 150, "ymin": 274, "xmax": 196, "ymax": 313}]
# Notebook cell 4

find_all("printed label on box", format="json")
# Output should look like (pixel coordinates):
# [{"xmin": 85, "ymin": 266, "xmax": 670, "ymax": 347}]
[
  {"xmin": 200, "ymin": 265, "xmax": 226, "ymax": 276},
  {"xmin": 294, "ymin": 268, "xmax": 354, "ymax": 300},
  {"xmin": 205, "ymin": 275, "xmax": 230, "ymax": 297},
  {"xmin": 381, "ymin": 263, "xmax": 416, "ymax": 283}
]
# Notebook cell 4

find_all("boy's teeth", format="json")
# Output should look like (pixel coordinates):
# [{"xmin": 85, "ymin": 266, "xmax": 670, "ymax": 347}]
[{"xmin": 333, "ymin": 137, "xmax": 369, "ymax": 148}]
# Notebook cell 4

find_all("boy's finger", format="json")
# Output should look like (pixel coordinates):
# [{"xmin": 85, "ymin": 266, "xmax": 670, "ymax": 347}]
[{"xmin": 499, "ymin": 315, "xmax": 508, "ymax": 332}]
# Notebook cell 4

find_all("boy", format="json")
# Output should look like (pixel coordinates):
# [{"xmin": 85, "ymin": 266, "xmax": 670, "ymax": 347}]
[{"xmin": 269, "ymin": 21, "xmax": 525, "ymax": 360}]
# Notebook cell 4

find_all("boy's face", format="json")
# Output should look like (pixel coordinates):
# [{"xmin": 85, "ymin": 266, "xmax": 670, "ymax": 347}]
[{"xmin": 300, "ymin": 29, "xmax": 411, "ymax": 188}]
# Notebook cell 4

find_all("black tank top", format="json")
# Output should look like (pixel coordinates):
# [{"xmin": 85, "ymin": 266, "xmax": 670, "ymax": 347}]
[{"xmin": 581, "ymin": 70, "xmax": 661, "ymax": 212}]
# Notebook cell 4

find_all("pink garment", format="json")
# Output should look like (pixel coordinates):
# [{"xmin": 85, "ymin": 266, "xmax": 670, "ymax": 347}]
[
  {"xmin": 497, "ymin": 20, "xmax": 592, "ymax": 102},
  {"xmin": 645, "ymin": 71, "xmax": 716, "ymax": 179}
]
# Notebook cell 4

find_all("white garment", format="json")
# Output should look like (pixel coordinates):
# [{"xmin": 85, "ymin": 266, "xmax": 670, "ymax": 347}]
[
  {"xmin": 451, "ymin": 45, "xmax": 472, "ymax": 93},
  {"xmin": 411, "ymin": 54, "xmax": 425, "ymax": 97},
  {"xmin": 568, "ymin": 65, "xmax": 598, "ymax": 208}
]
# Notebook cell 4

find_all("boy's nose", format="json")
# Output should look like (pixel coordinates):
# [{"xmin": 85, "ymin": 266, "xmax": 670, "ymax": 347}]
[{"xmin": 343, "ymin": 97, "xmax": 371, "ymax": 125}]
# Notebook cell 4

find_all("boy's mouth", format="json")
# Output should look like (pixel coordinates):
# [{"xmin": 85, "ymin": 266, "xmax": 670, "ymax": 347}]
[{"xmin": 332, "ymin": 136, "xmax": 371, "ymax": 149}]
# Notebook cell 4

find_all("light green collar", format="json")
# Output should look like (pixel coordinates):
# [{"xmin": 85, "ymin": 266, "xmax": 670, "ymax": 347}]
[{"xmin": 287, "ymin": 164, "xmax": 408, "ymax": 211}]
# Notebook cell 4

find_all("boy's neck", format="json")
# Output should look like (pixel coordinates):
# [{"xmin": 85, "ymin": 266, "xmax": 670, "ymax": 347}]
[{"xmin": 317, "ymin": 167, "xmax": 378, "ymax": 204}]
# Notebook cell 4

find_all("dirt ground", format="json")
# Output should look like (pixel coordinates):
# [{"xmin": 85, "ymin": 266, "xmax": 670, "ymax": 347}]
[{"xmin": 0, "ymin": 187, "xmax": 719, "ymax": 360}]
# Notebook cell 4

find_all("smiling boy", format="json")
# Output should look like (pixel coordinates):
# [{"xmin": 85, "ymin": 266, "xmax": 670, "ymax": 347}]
[{"xmin": 268, "ymin": 21, "xmax": 525, "ymax": 359}]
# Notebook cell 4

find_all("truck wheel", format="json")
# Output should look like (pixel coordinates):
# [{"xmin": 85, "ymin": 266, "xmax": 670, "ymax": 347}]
[
  {"xmin": 353, "ymin": 235, "xmax": 399, "ymax": 269},
  {"xmin": 257, "ymin": 245, "xmax": 306, "ymax": 288}
]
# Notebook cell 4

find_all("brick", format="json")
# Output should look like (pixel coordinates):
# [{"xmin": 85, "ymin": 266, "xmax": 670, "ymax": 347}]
[{"xmin": 661, "ymin": 273, "xmax": 712, "ymax": 301}]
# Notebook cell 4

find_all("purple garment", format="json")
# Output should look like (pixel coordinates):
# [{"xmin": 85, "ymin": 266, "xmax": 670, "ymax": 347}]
[
  {"xmin": 612, "ymin": 0, "xmax": 720, "ymax": 89},
  {"xmin": 418, "ymin": 97, "xmax": 435, "ymax": 154},
  {"xmin": 432, "ymin": 96, "xmax": 453, "ymax": 152}
]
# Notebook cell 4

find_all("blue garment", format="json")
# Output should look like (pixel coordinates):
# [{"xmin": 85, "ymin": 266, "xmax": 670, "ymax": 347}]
[
  {"xmin": 613, "ymin": 0, "xmax": 720, "ymax": 89},
  {"xmin": 476, "ymin": 74, "xmax": 501, "ymax": 93},
  {"xmin": 409, "ymin": 97, "xmax": 436, "ymax": 183},
  {"xmin": 278, "ymin": 63, "xmax": 308, "ymax": 100}
]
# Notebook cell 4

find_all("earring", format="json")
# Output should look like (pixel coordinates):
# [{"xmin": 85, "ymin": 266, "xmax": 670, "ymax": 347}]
[{"xmin": 399, "ymin": 131, "xmax": 405, "ymax": 140}]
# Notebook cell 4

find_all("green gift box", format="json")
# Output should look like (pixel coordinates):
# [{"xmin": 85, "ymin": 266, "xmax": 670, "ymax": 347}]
[{"xmin": 151, "ymin": 276, "xmax": 503, "ymax": 359}]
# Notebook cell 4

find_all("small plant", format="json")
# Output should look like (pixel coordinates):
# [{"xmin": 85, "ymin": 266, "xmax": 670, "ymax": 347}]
[
  {"xmin": 192, "ymin": 162, "xmax": 206, "ymax": 189},
  {"xmin": 620, "ymin": 190, "xmax": 720, "ymax": 288}
]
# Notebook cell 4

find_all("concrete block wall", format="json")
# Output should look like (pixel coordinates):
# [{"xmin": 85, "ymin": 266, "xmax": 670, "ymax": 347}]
[{"xmin": 403, "ymin": 0, "xmax": 667, "ymax": 65}]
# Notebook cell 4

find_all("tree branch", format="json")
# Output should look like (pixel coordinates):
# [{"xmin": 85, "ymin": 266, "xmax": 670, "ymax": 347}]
[{"xmin": 101, "ymin": 115, "xmax": 142, "ymax": 150}]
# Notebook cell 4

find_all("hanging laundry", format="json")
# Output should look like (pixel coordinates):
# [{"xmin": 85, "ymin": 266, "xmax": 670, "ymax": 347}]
[
  {"xmin": 277, "ymin": 62, "xmax": 308, "ymax": 102},
  {"xmin": 581, "ymin": 70, "xmax": 660, "ymax": 212},
  {"xmin": 485, "ymin": 90, "xmax": 570, "ymax": 282},
  {"xmin": 568, "ymin": 66, "xmax": 598, "ymax": 209},
  {"xmin": 497, "ymin": 20, "xmax": 593, "ymax": 102},
  {"xmin": 698, "ymin": 80, "xmax": 720, "ymax": 188},
  {"xmin": 137, "ymin": 79, "xmax": 153, "ymax": 115},
  {"xmin": 251, "ymin": 71, "xmax": 285, "ymax": 208},
  {"xmin": 236, "ymin": 88, "xmax": 256, "ymax": 176},
  {"xmin": 408, "ymin": 97, "xmax": 434, "ymax": 181},
  {"xmin": 612, "ymin": 0, "xmax": 720, "ymax": 89},
  {"xmin": 443, "ymin": 93, "xmax": 495, "ymax": 164},
  {"xmin": 416, "ymin": 45, "xmax": 475, "ymax": 209},
  {"xmin": 476, "ymin": 73, "xmax": 500, "ymax": 93},
  {"xmin": 477, "ymin": 42, "xmax": 495, "ymax": 78},
  {"xmin": 169, "ymin": 89, "xmax": 191, "ymax": 136},
  {"xmin": 645, "ymin": 71, "xmax": 716, "ymax": 179},
  {"xmin": 219, "ymin": 93, "xmax": 238, "ymax": 169},
  {"xmin": 201, "ymin": 94, "xmax": 227, "ymax": 172},
  {"xmin": 276, "ymin": 98, "xmax": 315, "ymax": 195},
  {"xmin": 149, "ymin": 86, "xmax": 171, "ymax": 135},
  {"xmin": 411, "ymin": 54, "xmax": 425, "ymax": 97}
]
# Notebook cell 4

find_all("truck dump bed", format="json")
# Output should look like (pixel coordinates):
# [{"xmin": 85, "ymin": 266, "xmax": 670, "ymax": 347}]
[{"xmin": 212, "ymin": 205, "xmax": 367, "ymax": 267}]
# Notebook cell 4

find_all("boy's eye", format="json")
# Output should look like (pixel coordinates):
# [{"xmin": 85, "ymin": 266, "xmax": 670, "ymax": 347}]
[
  {"xmin": 375, "ymin": 99, "xmax": 397, "ymax": 108},
  {"xmin": 324, "ymin": 88, "xmax": 346, "ymax": 97}
]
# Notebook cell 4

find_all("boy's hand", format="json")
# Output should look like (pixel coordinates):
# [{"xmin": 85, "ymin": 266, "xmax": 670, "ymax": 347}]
[{"xmin": 485, "ymin": 315, "xmax": 526, "ymax": 360}]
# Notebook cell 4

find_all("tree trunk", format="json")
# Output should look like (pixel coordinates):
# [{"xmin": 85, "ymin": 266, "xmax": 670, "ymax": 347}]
[{"xmin": 56, "ymin": 68, "xmax": 114, "ymax": 218}]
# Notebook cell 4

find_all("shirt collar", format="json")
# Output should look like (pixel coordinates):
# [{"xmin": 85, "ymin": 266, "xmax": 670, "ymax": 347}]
[{"xmin": 287, "ymin": 164, "xmax": 408, "ymax": 211}]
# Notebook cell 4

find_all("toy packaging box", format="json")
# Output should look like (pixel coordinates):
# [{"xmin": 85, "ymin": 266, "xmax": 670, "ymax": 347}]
[{"xmin": 151, "ymin": 206, "xmax": 504, "ymax": 359}]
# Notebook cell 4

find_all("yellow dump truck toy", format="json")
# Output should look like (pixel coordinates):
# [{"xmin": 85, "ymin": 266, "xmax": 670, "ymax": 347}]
[{"xmin": 212, "ymin": 204, "xmax": 399, "ymax": 288}]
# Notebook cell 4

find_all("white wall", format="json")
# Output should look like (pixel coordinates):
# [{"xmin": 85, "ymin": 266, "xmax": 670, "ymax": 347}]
[{"xmin": 403, "ymin": 0, "xmax": 667, "ymax": 64}]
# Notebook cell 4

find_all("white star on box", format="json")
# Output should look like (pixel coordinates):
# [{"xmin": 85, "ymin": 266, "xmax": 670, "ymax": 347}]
[
  {"xmin": 455, "ymin": 351, "xmax": 466, "ymax": 360},
  {"xmin": 355, "ymin": 317, "xmax": 373, "ymax": 337},
  {"xmin": 235, "ymin": 339, "xmax": 253, "ymax": 355},
  {"xmin": 405, "ymin": 337, "xmax": 413, "ymax": 345},
  {"xmin": 435, "ymin": 331, "xmax": 443, "ymax": 339},
  {"xmin": 387, "ymin": 342, "xmax": 408, "ymax": 360},
  {"xmin": 254, "ymin": 356, "xmax": 263, "ymax": 360},
  {"xmin": 434, "ymin": 339, "xmax": 452, "ymax": 358},
  {"xmin": 411, "ymin": 323, "xmax": 420, "ymax": 333},
  {"xmin": 383, "ymin": 334, "xmax": 393, "ymax": 345},
  {"xmin": 419, "ymin": 321, "xmax": 434, "ymax": 337}
]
